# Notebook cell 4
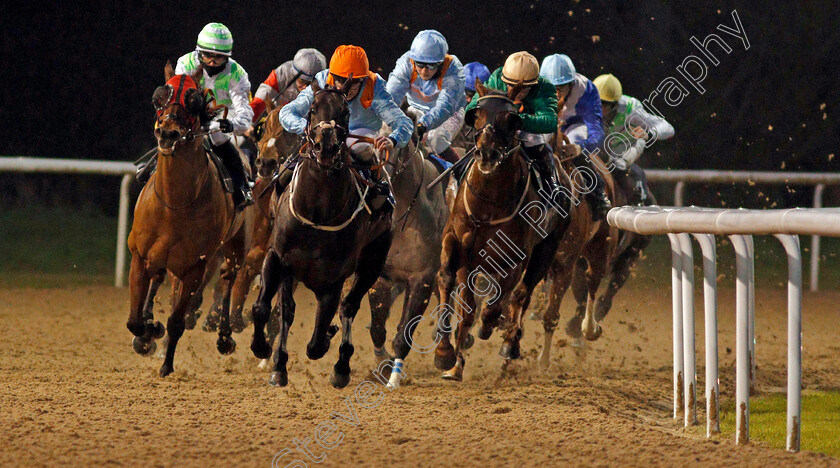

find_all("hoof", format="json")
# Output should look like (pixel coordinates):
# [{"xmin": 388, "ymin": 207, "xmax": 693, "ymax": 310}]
[
  {"xmin": 258, "ymin": 358, "xmax": 270, "ymax": 369},
  {"xmin": 159, "ymin": 363, "xmax": 174, "ymax": 378},
  {"xmin": 269, "ymin": 371, "xmax": 288, "ymax": 387},
  {"xmin": 250, "ymin": 337, "xmax": 272, "ymax": 359},
  {"xmin": 441, "ymin": 364, "xmax": 463, "ymax": 381},
  {"xmin": 583, "ymin": 324, "xmax": 603, "ymax": 341},
  {"xmin": 132, "ymin": 336, "xmax": 156, "ymax": 356},
  {"xmin": 184, "ymin": 309, "xmax": 200, "ymax": 330},
  {"xmin": 537, "ymin": 351, "xmax": 550, "ymax": 368},
  {"xmin": 151, "ymin": 321, "xmax": 166, "ymax": 339},
  {"xmin": 217, "ymin": 335, "xmax": 237, "ymax": 355},
  {"xmin": 201, "ymin": 316, "xmax": 218, "ymax": 333},
  {"xmin": 462, "ymin": 333, "xmax": 475, "ymax": 350},
  {"xmin": 330, "ymin": 372, "xmax": 351, "ymax": 389},
  {"xmin": 434, "ymin": 349, "xmax": 457, "ymax": 371},
  {"xmin": 528, "ymin": 312, "xmax": 543, "ymax": 321},
  {"xmin": 306, "ymin": 340, "xmax": 330, "ymax": 361},
  {"xmin": 326, "ymin": 324, "xmax": 339, "ymax": 340},
  {"xmin": 499, "ymin": 342, "xmax": 521, "ymax": 360},
  {"xmin": 477, "ymin": 322, "xmax": 494, "ymax": 340},
  {"xmin": 565, "ymin": 316, "xmax": 584, "ymax": 339}
]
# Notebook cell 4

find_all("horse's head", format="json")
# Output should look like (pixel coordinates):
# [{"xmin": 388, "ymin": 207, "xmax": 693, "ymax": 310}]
[
  {"xmin": 306, "ymin": 79, "xmax": 352, "ymax": 169},
  {"xmin": 255, "ymin": 108, "xmax": 302, "ymax": 178},
  {"xmin": 152, "ymin": 62, "xmax": 206, "ymax": 155},
  {"xmin": 465, "ymin": 79, "xmax": 523, "ymax": 174}
]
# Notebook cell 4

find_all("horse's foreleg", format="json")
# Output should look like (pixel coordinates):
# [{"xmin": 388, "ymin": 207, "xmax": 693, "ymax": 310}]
[
  {"xmin": 214, "ymin": 256, "xmax": 240, "ymax": 355},
  {"xmin": 582, "ymin": 255, "xmax": 608, "ymax": 341},
  {"xmin": 595, "ymin": 235, "xmax": 650, "ymax": 321},
  {"xmin": 332, "ymin": 230, "xmax": 393, "ymax": 389},
  {"xmin": 434, "ymin": 231, "xmax": 459, "ymax": 371},
  {"xmin": 160, "ymin": 264, "xmax": 205, "ymax": 378},
  {"xmin": 250, "ymin": 249, "xmax": 282, "ymax": 360},
  {"xmin": 306, "ymin": 282, "xmax": 342, "ymax": 362},
  {"xmin": 369, "ymin": 278, "xmax": 396, "ymax": 377},
  {"xmin": 127, "ymin": 255, "xmax": 164, "ymax": 355},
  {"xmin": 441, "ymin": 266, "xmax": 476, "ymax": 381},
  {"xmin": 268, "ymin": 273, "xmax": 295, "ymax": 387}
]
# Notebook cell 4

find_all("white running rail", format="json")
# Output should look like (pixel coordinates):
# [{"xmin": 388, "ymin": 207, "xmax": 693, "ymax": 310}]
[
  {"xmin": 607, "ymin": 205, "xmax": 840, "ymax": 452},
  {"xmin": 0, "ymin": 157, "xmax": 136, "ymax": 287}
]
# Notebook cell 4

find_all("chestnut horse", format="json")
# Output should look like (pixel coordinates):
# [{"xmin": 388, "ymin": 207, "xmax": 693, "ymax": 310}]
[
  {"xmin": 434, "ymin": 81, "xmax": 571, "ymax": 381},
  {"xmin": 249, "ymin": 80, "xmax": 393, "ymax": 388},
  {"xmin": 126, "ymin": 63, "xmax": 248, "ymax": 377}
]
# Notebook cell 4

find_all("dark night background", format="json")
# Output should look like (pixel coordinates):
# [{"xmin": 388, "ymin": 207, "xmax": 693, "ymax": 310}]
[{"xmin": 1, "ymin": 0, "xmax": 838, "ymax": 214}]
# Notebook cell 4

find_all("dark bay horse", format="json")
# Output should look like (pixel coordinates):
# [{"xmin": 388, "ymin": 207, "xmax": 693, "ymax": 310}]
[
  {"xmin": 249, "ymin": 80, "xmax": 393, "ymax": 388},
  {"xmin": 434, "ymin": 81, "xmax": 570, "ymax": 381},
  {"xmin": 127, "ymin": 63, "xmax": 248, "ymax": 377}
]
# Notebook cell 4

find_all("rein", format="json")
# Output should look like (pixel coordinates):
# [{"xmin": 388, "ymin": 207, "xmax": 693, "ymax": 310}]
[{"xmin": 287, "ymin": 160, "xmax": 371, "ymax": 231}]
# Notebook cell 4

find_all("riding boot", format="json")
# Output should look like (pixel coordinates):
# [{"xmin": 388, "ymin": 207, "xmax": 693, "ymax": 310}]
[
  {"xmin": 572, "ymin": 154, "xmax": 611, "ymax": 219},
  {"xmin": 523, "ymin": 144, "xmax": 560, "ymax": 195},
  {"xmin": 136, "ymin": 155, "xmax": 158, "ymax": 185},
  {"xmin": 364, "ymin": 168, "xmax": 395, "ymax": 216},
  {"xmin": 212, "ymin": 139, "xmax": 254, "ymax": 210}
]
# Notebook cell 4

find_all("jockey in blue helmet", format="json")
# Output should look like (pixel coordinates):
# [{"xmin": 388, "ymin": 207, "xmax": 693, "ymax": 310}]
[
  {"xmin": 387, "ymin": 29, "xmax": 466, "ymax": 164},
  {"xmin": 540, "ymin": 53, "xmax": 611, "ymax": 218},
  {"xmin": 463, "ymin": 62, "xmax": 490, "ymax": 104}
]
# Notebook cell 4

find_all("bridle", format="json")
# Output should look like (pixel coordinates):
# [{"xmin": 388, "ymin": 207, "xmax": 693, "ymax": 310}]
[
  {"xmin": 472, "ymin": 94, "xmax": 523, "ymax": 165},
  {"xmin": 301, "ymin": 87, "xmax": 352, "ymax": 171}
]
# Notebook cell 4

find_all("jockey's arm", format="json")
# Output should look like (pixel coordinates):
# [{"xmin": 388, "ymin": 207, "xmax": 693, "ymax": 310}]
[
  {"xmin": 228, "ymin": 74, "xmax": 254, "ymax": 135},
  {"xmin": 385, "ymin": 54, "xmax": 412, "ymax": 108},
  {"xmin": 417, "ymin": 64, "xmax": 465, "ymax": 130},
  {"xmin": 278, "ymin": 83, "xmax": 315, "ymax": 135},
  {"xmin": 371, "ymin": 79, "xmax": 413, "ymax": 148},
  {"xmin": 250, "ymin": 69, "xmax": 282, "ymax": 121},
  {"xmin": 627, "ymin": 97, "xmax": 675, "ymax": 143},
  {"xmin": 519, "ymin": 80, "xmax": 558, "ymax": 134},
  {"xmin": 573, "ymin": 80, "xmax": 605, "ymax": 154}
]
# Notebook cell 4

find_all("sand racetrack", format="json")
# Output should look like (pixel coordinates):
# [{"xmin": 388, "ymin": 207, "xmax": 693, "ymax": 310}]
[{"xmin": 1, "ymin": 283, "xmax": 839, "ymax": 467}]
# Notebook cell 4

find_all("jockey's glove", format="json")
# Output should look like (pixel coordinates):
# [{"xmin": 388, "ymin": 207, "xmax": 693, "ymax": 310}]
[{"xmin": 218, "ymin": 119, "xmax": 234, "ymax": 133}]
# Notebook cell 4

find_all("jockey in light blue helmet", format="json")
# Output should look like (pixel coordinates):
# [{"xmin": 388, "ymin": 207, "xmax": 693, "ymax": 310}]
[
  {"xmin": 539, "ymin": 53, "xmax": 612, "ymax": 217},
  {"xmin": 463, "ymin": 62, "xmax": 490, "ymax": 103},
  {"xmin": 387, "ymin": 29, "xmax": 466, "ymax": 163}
]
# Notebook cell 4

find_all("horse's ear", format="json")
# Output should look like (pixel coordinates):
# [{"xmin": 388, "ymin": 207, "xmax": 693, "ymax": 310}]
[
  {"xmin": 189, "ymin": 64, "xmax": 204, "ymax": 90},
  {"xmin": 311, "ymin": 80, "xmax": 321, "ymax": 94},
  {"xmin": 339, "ymin": 73, "xmax": 354, "ymax": 95},
  {"xmin": 475, "ymin": 79, "xmax": 489, "ymax": 98},
  {"xmin": 265, "ymin": 97, "xmax": 276, "ymax": 113},
  {"xmin": 184, "ymin": 88, "xmax": 204, "ymax": 116},
  {"xmin": 164, "ymin": 61, "xmax": 175, "ymax": 81},
  {"xmin": 507, "ymin": 79, "xmax": 525, "ymax": 101}
]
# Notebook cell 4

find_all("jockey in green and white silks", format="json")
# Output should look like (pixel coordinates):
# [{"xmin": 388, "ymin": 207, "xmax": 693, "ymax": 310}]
[
  {"xmin": 175, "ymin": 22, "xmax": 254, "ymax": 208},
  {"xmin": 386, "ymin": 30, "xmax": 466, "ymax": 164},
  {"xmin": 593, "ymin": 73, "xmax": 674, "ymax": 171}
]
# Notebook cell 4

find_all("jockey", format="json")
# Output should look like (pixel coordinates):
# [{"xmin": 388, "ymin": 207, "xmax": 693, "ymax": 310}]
[
  {"xmin": 464, "ymin": 62, "xmax": 491, "ymax": 104},
  {"xmin": 279, "ymin": 45, "xmax": 413, "ymax": 212},
  {"xmin": 174, "ymin": 22, "xmax": 254, "ymax": 209},
  {"xmin": 461, "ymin": 51, "xmax": 560, "ymax": 193},
  {"xmin": 386, "ymin": 30, "xmax": 466, "ymax": 164},
  {"xmin": 593, "ymin": 73, "xmax": 674, "ymax": 203},
  {"xmin": 540, "ymin": 53, "xmax": 612, "ymax": 218},
  {"xmin": 249, "ymin": 48, "xmax": 327, "ymax": 123}
]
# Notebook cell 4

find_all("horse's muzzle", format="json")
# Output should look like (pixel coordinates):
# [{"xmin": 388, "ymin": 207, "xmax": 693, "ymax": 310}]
[{"xmin": 156, "ymin": 128, "xmax": 182, "ymax": 155}]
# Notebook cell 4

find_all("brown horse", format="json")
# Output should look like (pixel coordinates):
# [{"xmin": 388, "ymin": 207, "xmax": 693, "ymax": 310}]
[
  {"xmin": 433, "ymin": 81, "xmax": 571, "ymax": 381},
  {"xmin": 202, "ymin": 106, "xmax": 303, "ymax": 335},
  {"xmin": 249, "ymin": 80, "xmax": 393, "ymax": 388},
  {"xmin": 538, "ymin": 133, "xmax": 654, "ymax": 366},
  {"xmin": 126, "ymin": 63, "xmax": 248, "ymax": 377}
]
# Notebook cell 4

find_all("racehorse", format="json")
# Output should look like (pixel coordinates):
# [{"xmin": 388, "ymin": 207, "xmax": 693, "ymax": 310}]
[
  {"xmin": 249, "ymin": 79, "xmax": 393, "ymax": 388},
  {"xmin": 126, "ymin": 63, "xmax": 248, "ymax": 377},
  {"xmin": 366, "ymin": 116, "xmax": 449, "ymax": 388},
  {"xmin": 434, "ymin": 80, "xmax": 571, "ymax": 381}
]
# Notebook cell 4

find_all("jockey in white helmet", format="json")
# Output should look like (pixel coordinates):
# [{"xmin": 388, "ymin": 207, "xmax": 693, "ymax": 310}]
[
  {"xmin": 386, "ymin": 29, "xmax": 466, "ymax": 164},
  {"xmin": 249, "ymin": 48, "xmax": 327, "ymax": 122},
  {"xmin": 174, "ymin": 22, "xmax": 254, "ymax": 208}
]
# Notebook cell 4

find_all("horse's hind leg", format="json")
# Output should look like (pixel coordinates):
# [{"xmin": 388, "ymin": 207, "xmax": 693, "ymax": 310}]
[
  {"xmin": 539, "ymin": 258, "xmax": 574, "ymax": 367},
  {"xmin": 501, "ymin": 235, "xmax": 560, "ymax": 360},
  {"xmin": 434, "ymin": 230, "xmax": 459, "ymax": 371},
  {"xmin": 566, "ymin": 257, "xmax": 589, "ymax": 340},
  {"xmin": 269, "ymin": 273, "xmax": 295, "ymax": 387},
  {"xmin": 160, "ymin": 264, "xmax": 205, "ymax": 378},
  {"xmin": 581, "ymin": 250, "xmax": 609, "ymax": 341},
  {"xmin": 332, "ymin": 230, "xmax": 393, "ymax": 389},
  {"xmin": 250, "ymin": 249, "xmax": 283, "ymax": 360},
  {"xmin": 388, "ymin": 274, "xmax": 434, "ymax": 388},
  {"xmin": 214, "ymin": 257, "xmax": 240, "ymax": 355},
  {"xmin": 594, "ymin": 234, "xmax": 650, "ymax": 321},
  {"xmin": 230, "ymin": 245, "xmax": 265, "ymax": 333},
  {"xmin": 369, "ymin": 277, "xmax": 396, "ymax": 369}
]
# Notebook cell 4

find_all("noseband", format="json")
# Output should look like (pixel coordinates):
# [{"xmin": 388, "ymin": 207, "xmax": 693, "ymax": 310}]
[{"xmin": 303, "ymin": 88, "xmax": 351, "ymax": 170}]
